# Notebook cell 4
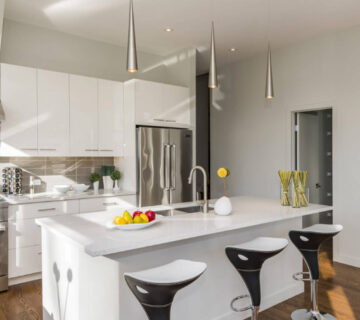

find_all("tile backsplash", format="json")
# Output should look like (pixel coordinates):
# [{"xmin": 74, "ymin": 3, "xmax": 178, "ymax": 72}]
[{"xmin": 0, "ymin": 157, "xmax": 117, "ymax": 193}]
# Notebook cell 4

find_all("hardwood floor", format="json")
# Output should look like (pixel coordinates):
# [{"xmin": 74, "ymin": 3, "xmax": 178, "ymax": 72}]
[{"xmin": 0, "ymin": 250, "xmax": 359, "ymax": 320}]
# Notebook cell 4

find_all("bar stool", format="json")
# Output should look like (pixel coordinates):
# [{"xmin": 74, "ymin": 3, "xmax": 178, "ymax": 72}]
[
  {"xmin": 289, "ymin": 224, "xmax": 343, "ymax": 320},
  {"xmin": 226, "ymin": 237, "xmax": 289, "ymax": 320},
  {"xmin": 124, "ymin": 259, "xmax": 207, "ymax": 320}
]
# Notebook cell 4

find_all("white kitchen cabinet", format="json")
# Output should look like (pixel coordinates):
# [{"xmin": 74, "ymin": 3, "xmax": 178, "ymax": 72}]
[
  {"xmin": 79, "ymin": 195, "xmax": 137, "ymax": 213},
  {"xmin": 161, "ymin": 84, "xmax": 190, "ymax": 125},
  {"xmin": 98, "ymin": 79, "xmax": 124, "ymax": 156},
  {"xmin": 8, "ymin": 200, "xmax": 79, "ymax": 220},
  {"xmin": 134, "ymin": 80, "xmax": 163, "ymax": 123},
  {"xmin": 9, "ymin": 245, "xmax": 42, "ymax": 278},
  {"xmin": 37, "ymin": 69, "xmax": 70, "ymax": 156},
  {"xmin": 8, "ymin": 218, "xmax": 41, "ymax": 249},
  {"xmin": 130, "ymin": 79, "xmax": 191, "ymax": 127},
  {"xmin": 0, "ymin": 64, "xmax": 38, "ymax": 156},
  {"xmin": 69, "ymin": 74, "xmax": 98, "ymax": 156}
]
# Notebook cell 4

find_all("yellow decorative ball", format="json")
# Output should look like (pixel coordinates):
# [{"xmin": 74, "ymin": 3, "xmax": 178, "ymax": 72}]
[{"xmin": 217, "ymin": 168, "xmax": 230, "ymax": 178}]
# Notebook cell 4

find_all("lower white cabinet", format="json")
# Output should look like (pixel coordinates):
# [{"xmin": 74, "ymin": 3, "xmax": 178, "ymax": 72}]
[
  {"xmin": 8, "ymin": 195, "xmax": 136, "ymax": 280},
  {"xmin": 9, "ymin": 245, "xmax": 42, "ymax": 278},
  {"xmin": 8, "ymin": 219, "xmax": 41, "ymax": 249},
  {"xmin": 79, "ymin": 195, "xmax": 137, "ymax": 213}
]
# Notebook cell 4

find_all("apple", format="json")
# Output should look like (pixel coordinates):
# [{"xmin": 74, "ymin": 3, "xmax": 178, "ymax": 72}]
[
  {"xmin": 145, "ymin": 210, "xmax": 156, "ymax": 222},
  {"xmin": 133, "ymin": 211, "xmax": 143, "ymax": 218}
]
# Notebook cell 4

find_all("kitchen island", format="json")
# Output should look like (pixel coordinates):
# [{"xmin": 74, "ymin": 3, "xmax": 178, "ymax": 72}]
[{"xmin": 36, "ymin": 196, "xmax": 332, "ymax": 320}]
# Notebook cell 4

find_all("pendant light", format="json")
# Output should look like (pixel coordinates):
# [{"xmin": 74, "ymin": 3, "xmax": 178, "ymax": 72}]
[
  {"xmin": 208, "ymin": 22, "xmax": 218, "ymax": 89},
  {"xmin": 265, "ymin": 44, "xmax": 274, "ymax": 99},
  {"xmin": 127, "ymin": 0, "xmax": 138, "ymax": 73},
  {"xmin": 265, "ymin": 0, "xmax": 274, "ymax": 99}
]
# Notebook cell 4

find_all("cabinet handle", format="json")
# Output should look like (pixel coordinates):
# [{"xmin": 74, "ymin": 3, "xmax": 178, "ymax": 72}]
[
  {"xmin": 153, "ymin": 119, "xmax": 176, "ymax": 123},
  {"xmin": 99, "ymin": 149, "xmax": 113, "ymax": 152},
  {"xmin": 38, "ymin": 208, "xmax": 56, "ymax": 212},
  {"xmin": 38, "ymin": 252, "xmax": 42, "ymax": 255},
  {"xmin": 85, "ymin": 149, "xmax": 99, "ymax": 152},
  {"xmin": 103, "ymin": 202, "xmax": 117, "ymax": 206},
  {"xmin": 39, "ymin": 148, "xmax": 57, "ymax": 151}
]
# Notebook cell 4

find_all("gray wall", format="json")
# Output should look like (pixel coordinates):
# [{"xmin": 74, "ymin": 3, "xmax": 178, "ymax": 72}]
[
  {"xmin": 211, "ymin": 24, "xmax": 360, "ymax": 268},
  {"xmin": 0, "ymin": 19, "xmax": 192, "ymax": 87}
]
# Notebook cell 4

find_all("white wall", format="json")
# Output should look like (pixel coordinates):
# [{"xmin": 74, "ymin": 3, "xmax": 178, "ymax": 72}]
[
  {"xmin": 0, "ymin": 19, "xmax": 193, "ymax": 87},
  {"xmin": 211, "ymin": 24, "xmax": 360, "ymax": 268}
]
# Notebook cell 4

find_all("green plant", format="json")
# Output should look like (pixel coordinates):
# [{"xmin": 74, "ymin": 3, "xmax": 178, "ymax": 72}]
[
  {"xmin": 110, "ymin": 170, "xmax": 121, "ymax": 181},
  {"xmin": 89, "ymin": 173, "xmax": 101, "ymax": 183}
]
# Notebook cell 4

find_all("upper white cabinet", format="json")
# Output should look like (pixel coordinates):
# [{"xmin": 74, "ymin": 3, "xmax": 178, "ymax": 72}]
[
  {"xmin": 37, "ymin": 70, "xmax": 70, "ymax": 156},
  {"xmin": 0, "ymin": 64, "xmax": 38, "ymax": 156},
  {"xmin": 69, "ymin": 75, "xmax": 99, "ymax": 156},
  {"xmin": 130, "ymin": 80, "xmax": 191, "ymax": 127},
  {"xmin": 98, "ymin": 79, "xmax": 124, "ymax": 156},
  {"xmin": 161, "ymin": 84, "xmax": 190, "ymax": 125}
]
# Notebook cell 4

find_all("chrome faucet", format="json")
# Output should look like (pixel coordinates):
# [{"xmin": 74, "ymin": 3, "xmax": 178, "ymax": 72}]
[{"xmin": 188, "ymin": 166, "xmax": 208, "ymax": 213}]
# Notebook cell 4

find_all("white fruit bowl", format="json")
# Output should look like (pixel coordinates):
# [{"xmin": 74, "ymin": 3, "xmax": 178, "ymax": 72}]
[
  {"xmin": 72, "ymin": 184, "xmax": 90, "ymax": 193},
  {"xmin": 53, "ymin": 185, "xmax": 71, "ymax": 194},
  {"xmin": 106, "ymin": 215, "xmax": 163, "ymax": 231}
]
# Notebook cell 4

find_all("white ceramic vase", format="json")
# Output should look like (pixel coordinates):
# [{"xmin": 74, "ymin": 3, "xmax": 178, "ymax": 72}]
[
  {"xmin": 103, "ymin": 176, "xmax": 113, "ymax": 191},
  {"xmin": 93, "ymin": 181, "xmax": 99, "ymax": 193},
  {"xmin": 113, "ymin": 180, "xmax": 120, "ymax": 192},
  {"xmin": 214, "ymin": 196, "xmax": 232, "ymax": 216}
]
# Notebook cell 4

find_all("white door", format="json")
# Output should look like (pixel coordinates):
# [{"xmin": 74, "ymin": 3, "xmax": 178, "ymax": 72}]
[
  {"xmin": 98, "ymin": 79, "xmax": 124, "ymax": 156},
  {"xmin": 161, "ymin": 84, "xmax": 190, "ymax": 125},
  {"xmin": 69, "ymin": 75, "xmax": 98, "ymax": 156},
  {"xmin": 37, "ymin": 70, "xmax": 70, "ymax": 156},
  {"xmin": 134, "ymin": 80, "xmax": 162, "ymax": 124},
  {"xmin": 0, "ymin": 64, "xmax": 38, "ymax": 156}
]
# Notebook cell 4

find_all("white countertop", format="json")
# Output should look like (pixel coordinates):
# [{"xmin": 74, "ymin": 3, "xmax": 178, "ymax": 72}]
[
  {"xmin": 0, "ymin": 189, "xmax": 136, "ymax": 205},
  {"xmin": 36, "ymin": 196, "xmax": 333, "ymax": 257}
]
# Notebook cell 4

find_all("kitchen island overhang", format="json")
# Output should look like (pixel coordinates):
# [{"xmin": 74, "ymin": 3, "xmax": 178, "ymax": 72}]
[{"xmin": 36, "ymin": 196, "xmax": 332, "ymax": 320}]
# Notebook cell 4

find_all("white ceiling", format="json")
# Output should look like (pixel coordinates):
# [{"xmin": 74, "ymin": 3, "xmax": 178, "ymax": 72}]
[{"xmin": 5, "ymin": 0, "xmax": 360, "ymax": 74}]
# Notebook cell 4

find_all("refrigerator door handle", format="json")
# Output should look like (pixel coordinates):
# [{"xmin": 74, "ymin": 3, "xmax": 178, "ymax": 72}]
[
  {"xmin": 164, "ymin": 144, "xmax": 171, "ymax": 190},
  {"xmin": 170, "ymin": 144, "xmax": 176, "ymax": 190}
]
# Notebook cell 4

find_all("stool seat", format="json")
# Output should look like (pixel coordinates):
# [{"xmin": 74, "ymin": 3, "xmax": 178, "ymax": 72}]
[
  {"xmin": 226, "ymin": 237, "xmax": 288, "ymax": 320},
  {"xmin": 293, "ymin": 224, "xmax": 343, "ymax": 234},
  {"xmin": 290, "ymin": 224, "xmax": 343, "ymax": 320},
  {"xmin": 124, "ymin": 260, "xmax": 207, "ymax": 320},
  {"xmin": 227, "ymin": 236, "xmax": 289, "ymax": 253},
  {"xmin": 124, "ymin": 259, "xmax": 207, "ymax": 284}
]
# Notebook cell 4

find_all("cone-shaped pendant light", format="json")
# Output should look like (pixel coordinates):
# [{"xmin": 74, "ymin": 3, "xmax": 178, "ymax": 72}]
[
  {"xmin": 208, "ymin": 22, "xmax": 218, "ymax": 89},
  {"xmin": 127, "ymin": 0, "xmax": 138, "ymax": 72},
  {"xmin": 265, "ymin": 44, "xmax": 274, "ymax": 99}
]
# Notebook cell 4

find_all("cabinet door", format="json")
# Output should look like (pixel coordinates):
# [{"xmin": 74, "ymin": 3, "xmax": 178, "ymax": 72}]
[
  {"xmin": 0, "ymin": 64, "xmax": 38, "ymax": 156},
  {"xmin": 69, "ymin": 75, "xmax": 98, "ymax": 156},
  {"xmin": 98, "ymin": 79, "xmax": 124, "ymax": 156},
  {"xmin": 162, "ymin": 84, "xmax": 191, "ymax": 125},
  {"xmin": 38, "ymin": 70, "xmax": 70, "ymax": 156},
  {"xmin": 134, "ymin": 80, "xmax": 162, "ymax": 123}
]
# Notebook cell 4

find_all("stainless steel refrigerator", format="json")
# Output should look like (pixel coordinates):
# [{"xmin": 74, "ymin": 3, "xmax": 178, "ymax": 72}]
[{"xmin": 137, "ymin": 126, "xmax": 193, "ymax": 206}]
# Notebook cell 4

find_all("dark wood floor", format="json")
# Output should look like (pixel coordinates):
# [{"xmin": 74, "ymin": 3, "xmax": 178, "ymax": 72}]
[{"xmin": 0, "ymin": 250, "xmax": 359, "ymax": 320}]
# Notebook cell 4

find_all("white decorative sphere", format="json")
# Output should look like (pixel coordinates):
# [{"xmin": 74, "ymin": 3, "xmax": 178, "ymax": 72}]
[{"xmin": 214, "ymin": 196, "xmax": 232, "ymax": 216}]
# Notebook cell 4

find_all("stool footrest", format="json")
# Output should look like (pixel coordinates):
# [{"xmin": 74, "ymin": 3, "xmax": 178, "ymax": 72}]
[
  {"xmin": 230, "ymin": 294, "xmax": 253, "ymax": 312},
  {"xmin": 293, "ymin": 272, "xmax": 311, "ymax": 282}
]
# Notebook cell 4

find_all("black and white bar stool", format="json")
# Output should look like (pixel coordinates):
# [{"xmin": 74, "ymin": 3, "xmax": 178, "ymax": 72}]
[
  {"xmin": 124, "ymin": 259, "xmax": 207, "ymax": 320},
  {"xmin": 226, "ymin": 237, "xmax": 289, "ymax": 320},
  {"xmin": 289, "ymin": 224, "xmax": 343, "ymax": 320}
]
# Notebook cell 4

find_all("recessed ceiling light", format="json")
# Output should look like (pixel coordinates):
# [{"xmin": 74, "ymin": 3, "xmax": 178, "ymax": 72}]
[
  {"xmin": 229, "ymin": 48, "xmax": 237, "ymax": 52},
  {"xmin": 164, "ymin": 28, "xmax": 173, "ymax": 32}
]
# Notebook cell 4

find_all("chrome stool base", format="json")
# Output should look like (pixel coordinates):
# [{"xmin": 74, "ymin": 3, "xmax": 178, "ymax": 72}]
[{"xmin": 291, "ymin": 309, "xmax": 337, "ymax": 320}]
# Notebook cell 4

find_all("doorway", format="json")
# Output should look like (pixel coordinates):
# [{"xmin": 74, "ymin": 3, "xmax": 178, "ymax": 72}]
[{"xmin": 294, "ymin": 108, "xmax": 333, "ymax": 257}]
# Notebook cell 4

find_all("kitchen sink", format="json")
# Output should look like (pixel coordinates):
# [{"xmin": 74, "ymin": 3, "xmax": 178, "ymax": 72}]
[{"xmin": 156, "ymin": 205, "xmax": 213, "ymax": 216}]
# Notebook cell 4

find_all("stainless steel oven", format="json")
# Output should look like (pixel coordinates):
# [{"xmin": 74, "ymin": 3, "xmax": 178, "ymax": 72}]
[{"xmin": 0, "ymin": 199, "xmax": 8, "ymax": 292}]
